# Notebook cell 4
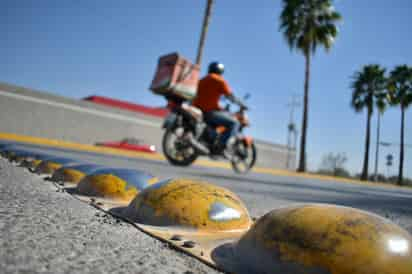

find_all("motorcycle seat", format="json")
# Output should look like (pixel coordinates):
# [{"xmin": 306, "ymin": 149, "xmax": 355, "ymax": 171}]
[{"xmin": 182, "ymin": 103, "xmax": 203, "ymax": 121}]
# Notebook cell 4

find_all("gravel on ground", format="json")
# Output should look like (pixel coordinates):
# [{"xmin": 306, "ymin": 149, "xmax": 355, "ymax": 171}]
[{"xmin": 0, "ymin": 158, "xmax": 222, "ymax": 274}]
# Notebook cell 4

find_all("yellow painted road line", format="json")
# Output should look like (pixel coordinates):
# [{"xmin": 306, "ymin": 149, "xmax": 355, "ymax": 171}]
[
  {"xmin": 0, "ymin": 132, "xmax": 165, "ymax": 161},
  {"xmin": 0, "ymin": 132, "xmax": 408, "ymax": 189}
]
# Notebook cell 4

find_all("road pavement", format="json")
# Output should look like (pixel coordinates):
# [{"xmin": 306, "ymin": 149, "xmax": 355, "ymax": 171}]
[{"xmin": 1, "ymin": 142, "xmax": 412, "ymax": 273}]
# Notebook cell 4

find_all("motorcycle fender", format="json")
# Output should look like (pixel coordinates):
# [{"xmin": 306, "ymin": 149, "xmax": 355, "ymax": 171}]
[
  {"xmin": 242, "ymin": 136, "xmax": 254, "ymax": 147},
  {"xmin": 162, "ymin": 113, "xmax": 177, "ymax": 130}
]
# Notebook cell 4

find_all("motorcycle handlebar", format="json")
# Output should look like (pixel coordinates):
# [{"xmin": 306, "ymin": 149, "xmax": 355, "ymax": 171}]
[
  {"xmin": 227, "ymin": 94, "xmax": 249, "ymax": 110},
  {"xmin": 239, "ymin": 103, "xmax": 248, "ymax": 110},
  {"xmin": 235, "ymin": 99, "xmax": 249, "ymax": 110}
]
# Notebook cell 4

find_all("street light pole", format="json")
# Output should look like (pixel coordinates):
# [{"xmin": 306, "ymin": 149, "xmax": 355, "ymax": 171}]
[
  {"xmin": 378, "ymin": 141, "xmax": 411, "ymax": 181},
  {"xmin": 286, "ymin": 96, "xmax": 300, "ymax": 169},
  {"xmin": 195, "ymin": 0, "xmax": 214, "ymax": 66}
]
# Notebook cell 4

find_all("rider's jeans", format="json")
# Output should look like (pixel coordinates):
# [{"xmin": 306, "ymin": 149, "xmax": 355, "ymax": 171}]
[{"xmin": 204, "ymin": 110, "xmax": 240, "ymax": 147}]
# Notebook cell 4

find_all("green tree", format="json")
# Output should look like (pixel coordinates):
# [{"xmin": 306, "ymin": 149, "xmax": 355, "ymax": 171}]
[
  {"xmin": 279, "ymin": 0, "xmax": 341, "ymax": 172},
  {"xmin": 387, "ymin": 65, "xmax": 412, "ymax": 185},
  {"xmin": 351, "ymin": 65, "xmax": 387, "ymax": 181}
]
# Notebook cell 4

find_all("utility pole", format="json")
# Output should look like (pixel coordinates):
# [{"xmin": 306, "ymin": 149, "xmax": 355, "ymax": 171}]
[
  {"xmin": 286, "ymin": 95, "xmax": 300, "ymax": 169},
  {"xmin": 195, "ymin": 0, "xmax": 214, "ymax": 66}
]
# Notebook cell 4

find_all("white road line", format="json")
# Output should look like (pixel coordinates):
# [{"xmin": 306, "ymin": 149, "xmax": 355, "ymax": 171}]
[{"xmin": 0, "ymin": 90, "xmax": 161, "ymax": 128}]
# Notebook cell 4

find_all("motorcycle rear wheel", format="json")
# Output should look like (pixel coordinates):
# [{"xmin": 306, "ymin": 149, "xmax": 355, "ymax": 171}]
[{"xmin": 162, "ymin": 127, "xmax": 198, "ymax": 167}]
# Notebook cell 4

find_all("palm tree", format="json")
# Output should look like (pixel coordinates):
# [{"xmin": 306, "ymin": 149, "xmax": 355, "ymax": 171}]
[
  {"xmin": 351, "ymin": 65, "xmax": 387, "ymax": 181},
  {"xmin": 387, "ymin": 65, "xmax": 412, "ymax": 185},
  {"xmin": 195, "ymin": 0, "xmax": 214, "ymax": 66},
  {"xmin": 279, "ymin": 0, "xmax": 341, "ymax": 172}
]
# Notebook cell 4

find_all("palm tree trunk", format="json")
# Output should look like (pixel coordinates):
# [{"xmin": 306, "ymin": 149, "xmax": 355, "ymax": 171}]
[
  {"xmin": 361, "ymin": 108, "xmax": 372, "ymax": 181},
  {"xmin": 195, "ymin": 0, "xmax": 214, "ymax": 66},
  {"xmin": 297, "ymin": 52, "xmax": 310, "ymax": 172},
  {"xmin": 398, "ymin": 106, "xmax": 405, "ymax": 185},
  {"xmin": 373, "ymin": 112, "xmax": 381, "ymax": 181}
]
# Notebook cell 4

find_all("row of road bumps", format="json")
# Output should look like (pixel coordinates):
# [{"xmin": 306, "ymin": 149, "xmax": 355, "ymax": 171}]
[{"xmin": 1, "ymin": 143, "xmax": 411, "ymax": 274}]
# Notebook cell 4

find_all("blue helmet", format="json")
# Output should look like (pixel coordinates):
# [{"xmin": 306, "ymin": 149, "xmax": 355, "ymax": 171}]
[{"xmin": 208, "ymin": 62, "xmax": 225, "ymax": 75}]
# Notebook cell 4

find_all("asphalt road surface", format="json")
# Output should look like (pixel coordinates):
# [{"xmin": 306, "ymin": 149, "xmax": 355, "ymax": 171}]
[{"xmin": 1, "ymin": 142, "xmax": 412, "ymax": 273}]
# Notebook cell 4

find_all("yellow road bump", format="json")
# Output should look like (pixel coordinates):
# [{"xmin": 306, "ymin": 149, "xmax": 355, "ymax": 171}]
[
  {"xmin": 0, "ymin": 147, "xmax": 49, "ymax": 167},
  {"xmin": 58, "ymin": 173, "xmax": 412, "ymax": 273},
  {"xmin": 2, "ymin": 147, "xmax": 22, "ymax": 160},
  {"xmin": 51, "ymin": 164, "xmax": 104, "ymax": 184},
  {"xmin": 107, "ymin": 178, "xmax": 253, "ymax": 268},
  {"xmin": 123, "ymin": 178, "xmax": 252, "ymax": 232},
  {"xmin": 23, "ymin": 159, "xmax": 43, "ymax": 169},
  {"xmin": 34, "ymin": 157, "xmax": 82, "ymax": 175},
  {"xmin": 9, "ymin": 152, "xmax": 37, "ymax": 164},
  {"xmin": 76, "ymin": 168, "xmax": 158, "ymax": 204},
  {"xmin": 4, "ymin": 150, "xmax": 27, "ymax": 162},
  {"xmin": 7, "ymin": 150, "xmax": 46, "ymax": 165},
  {"xmin": 230, "ymin": 204, "xmax": 412, "ymax": 274},
  {"xmin": 17, "ymin": 154, "xmax": 53, "ymax": 169}
]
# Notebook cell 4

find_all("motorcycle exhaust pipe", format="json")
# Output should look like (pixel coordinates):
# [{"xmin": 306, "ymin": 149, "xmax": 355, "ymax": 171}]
[{"xmin": 188, "ymin": 136, "xmax": 210, "ymax": 155}]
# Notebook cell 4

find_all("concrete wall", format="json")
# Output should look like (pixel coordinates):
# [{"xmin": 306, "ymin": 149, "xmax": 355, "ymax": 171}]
[{"xmin": 0, "ymin": 82, "xmax": 296, "ymax": 169}]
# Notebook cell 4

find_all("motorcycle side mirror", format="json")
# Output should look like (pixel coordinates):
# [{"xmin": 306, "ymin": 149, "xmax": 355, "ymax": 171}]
[{"xmin": 243, "ymin": 93, "xmax": 251, "ymax": 100}]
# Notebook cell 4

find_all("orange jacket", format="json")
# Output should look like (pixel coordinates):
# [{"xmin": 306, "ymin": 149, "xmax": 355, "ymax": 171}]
[{"xmin": 192, "ymin": 73, "xmax": 232, "ymax": 112}]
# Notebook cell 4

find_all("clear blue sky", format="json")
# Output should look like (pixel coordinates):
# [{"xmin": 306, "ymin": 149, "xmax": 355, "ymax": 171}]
[{"xmin": 1, "ymin": 0, "xmax": 411, "ymax": 177}]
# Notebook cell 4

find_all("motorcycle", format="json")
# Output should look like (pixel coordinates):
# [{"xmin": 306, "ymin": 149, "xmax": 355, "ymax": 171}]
[{"xmin": 161, "ymin": 94, "xmax": 257, "ymax": 173}]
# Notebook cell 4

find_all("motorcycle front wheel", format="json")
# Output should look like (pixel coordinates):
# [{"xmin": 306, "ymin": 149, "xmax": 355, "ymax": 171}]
[
  {"xmin": 231, "ymin": 140, "xmax": 257, "ymax": 173},
  {"xmin": 162, "ymin": 127, "xmax": 198, "ymax": 167}
]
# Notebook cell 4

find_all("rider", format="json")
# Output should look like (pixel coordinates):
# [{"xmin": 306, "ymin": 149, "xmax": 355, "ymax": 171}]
[{"xmin": 192, "ymin": 61, "xmax": 242, "ymax": 152}]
